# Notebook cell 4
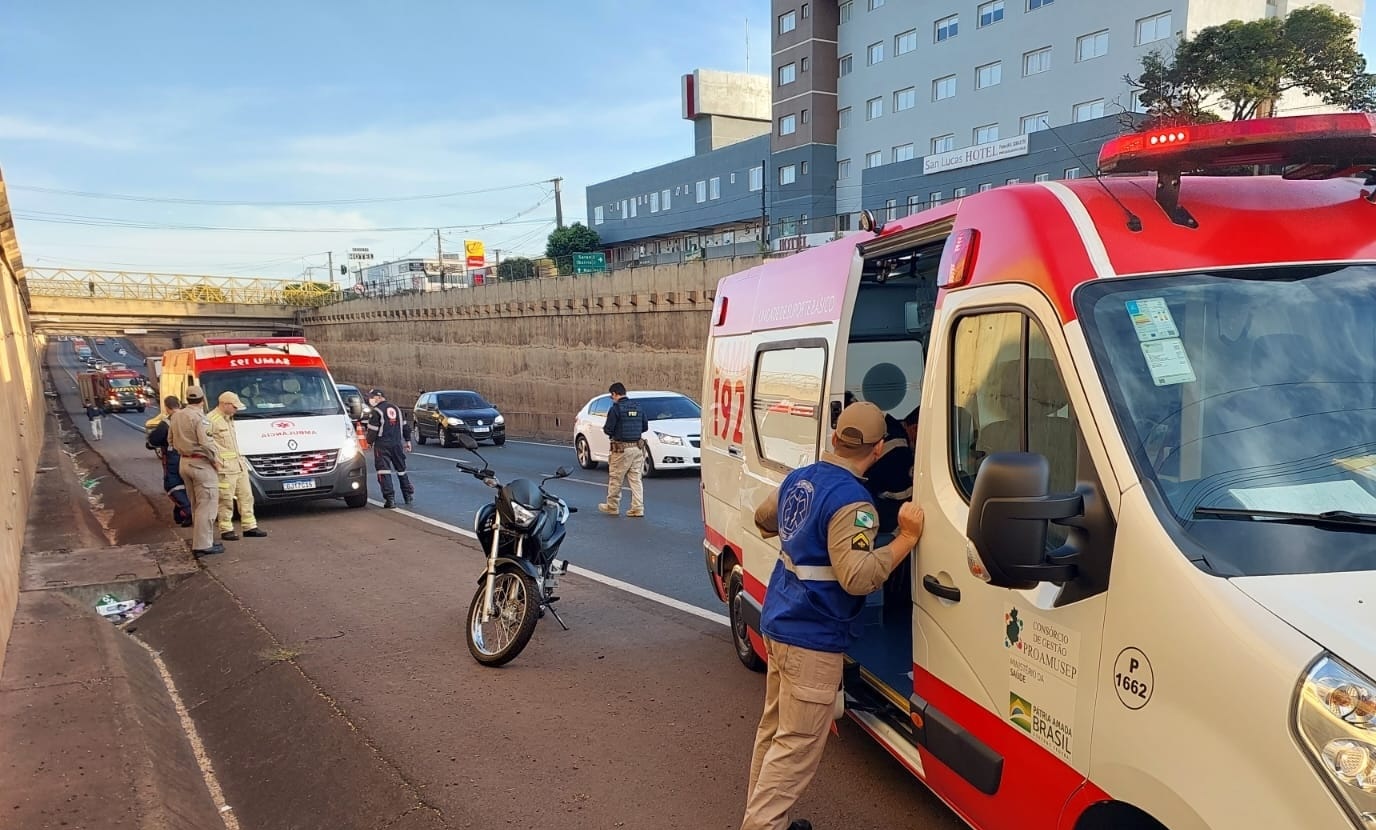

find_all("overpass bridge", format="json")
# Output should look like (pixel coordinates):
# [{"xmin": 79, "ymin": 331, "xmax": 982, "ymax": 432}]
[{"xmin": 21, "ymin": 268, "xmax": 337, "ymax": 335}]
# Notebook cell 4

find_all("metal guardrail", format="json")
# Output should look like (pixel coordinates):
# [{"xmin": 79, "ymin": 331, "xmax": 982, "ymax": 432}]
[{"xmin": 20, "ymin": 268, "xmax": 339, "ymax": 308}]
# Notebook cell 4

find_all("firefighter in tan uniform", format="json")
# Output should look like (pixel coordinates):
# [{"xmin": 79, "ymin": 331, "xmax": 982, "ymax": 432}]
[
  {"xmin": 741, "ymin": 402, "xmax": 925, "ymax": 830},
  {"xmin": 208, "ymin": 391, "xmax": 266, "ymax": 541},
  {"xmin": 168, "ymin": 386, "xmax": 223, "ymax": 557}
]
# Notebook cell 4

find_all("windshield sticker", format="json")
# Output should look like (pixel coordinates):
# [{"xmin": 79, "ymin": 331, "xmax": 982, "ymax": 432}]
[
  {"xmin": 1228, "ymin": 480, "xmax": 1376, "ymax": 515},
  {"xmin": 1125, "ymin": 298, "xmax": 1179, "ymax": 341},
  {"xmin": 1005, "ymin": 607, "xmax": 1079, "ymax": 763},
  {"xmin": 1140, "ymin": 339, "xmax": 1196, "ymax": 386}
]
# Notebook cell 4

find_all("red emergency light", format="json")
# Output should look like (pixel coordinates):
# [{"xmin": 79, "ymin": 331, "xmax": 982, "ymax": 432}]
[
  {"xmin": 1098, "ymin": 113, "xmax": 1376, "ymax": 179},
  {"xmin": 203, "ymin": 337, "xmax": 307, "ymax": 346}
]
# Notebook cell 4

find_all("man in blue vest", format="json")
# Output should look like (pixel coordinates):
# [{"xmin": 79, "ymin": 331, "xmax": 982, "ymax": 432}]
[{"xmin": 740, "ymin": 401, "xmax": 925, "ymax": 830}]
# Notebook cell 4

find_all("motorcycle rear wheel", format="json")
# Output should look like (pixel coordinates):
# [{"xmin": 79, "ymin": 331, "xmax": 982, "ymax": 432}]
[{"xmin": 466, "ymin": 571, "xmax": 540, "ymax": 666}]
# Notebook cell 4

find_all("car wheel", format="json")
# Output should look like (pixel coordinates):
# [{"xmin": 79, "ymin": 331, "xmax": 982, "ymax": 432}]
[
  {"xmin": 641, "ymin": 442, "xmax": 657, "ymax": 478},
  {"xmin": 416, "ymin": 426, "xmax": 427, "ymax": 445},
  {"xmin": 575, "ymin": 435, "xmax": 596, "ymax": 470},
  {"xmin": 493, "ymin": 435, "xmax": 506, "ymax": 447},
  {"xmin": 440, "ymin": 430, "xmax": 453, "ymax": 448}
]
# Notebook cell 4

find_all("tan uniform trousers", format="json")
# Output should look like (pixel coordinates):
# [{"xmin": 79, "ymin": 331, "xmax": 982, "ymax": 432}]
[
  {"xmin": 179, "ymin": 457, "xmax": 220, "ymax": 551},
  {"xmin": 605, "ymin": 443, "xmax": 645, "ymax": 513},
  {"xmin": 217, "ymin": 462, "xmax": 257, "ymax": 532},
  {"xmin": 741, "ymin": 638, "xmax": 844, "ymax": 830}
]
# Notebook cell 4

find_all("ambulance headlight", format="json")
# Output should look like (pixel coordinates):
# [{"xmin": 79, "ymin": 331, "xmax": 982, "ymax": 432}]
[
  {"xmin": 1296, "ymin": 656, "xmax": 1376, "ymax": 823},
  {"xmin": 339, "ymin": 426, "xmax": 361, "ymax": 461}
]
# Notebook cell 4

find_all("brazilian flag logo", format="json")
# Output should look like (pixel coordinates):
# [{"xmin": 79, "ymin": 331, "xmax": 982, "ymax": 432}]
[{"xmin": 1009, "ymin": 693, "xmax": 1033, "ymax": 733}]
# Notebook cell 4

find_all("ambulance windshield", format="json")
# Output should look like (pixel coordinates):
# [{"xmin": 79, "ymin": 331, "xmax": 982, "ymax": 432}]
[
  {"xmin": 1077, "ymin": 264, "xmax": 1376, "ymax": 576},
  {"xmin": 199, "ymin": 368, "xmax": 344, "ymax": 420}
]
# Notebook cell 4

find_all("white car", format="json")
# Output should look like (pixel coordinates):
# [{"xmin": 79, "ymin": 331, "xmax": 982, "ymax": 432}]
[{"xmin": 573, "ymin": 391, "xmax": 701, "ymax": 476}]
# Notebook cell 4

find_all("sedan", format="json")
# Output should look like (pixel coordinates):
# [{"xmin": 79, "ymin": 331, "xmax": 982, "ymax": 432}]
[
  {"xmin": 412, "ymin": 390, "xmax": 506, "ymax": 447},
  {"xmin": 573, "ymin": 391, "xmax": 701, "ymax": 477}
]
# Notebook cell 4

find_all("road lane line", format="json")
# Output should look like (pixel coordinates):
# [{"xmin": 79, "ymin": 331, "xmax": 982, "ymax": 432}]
[{"xmin": 367, "ymin": 499, "xmax": 727, "ymax": 626}]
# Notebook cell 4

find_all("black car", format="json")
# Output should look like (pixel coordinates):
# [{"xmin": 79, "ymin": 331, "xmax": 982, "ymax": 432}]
[{"xmin": 412, "ymin": 390, "xmax": 506, "ymax": 447}]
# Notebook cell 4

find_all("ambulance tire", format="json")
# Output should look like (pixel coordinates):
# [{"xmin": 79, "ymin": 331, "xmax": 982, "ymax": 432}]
[
  {"xmin": 344, "ymin": 492, "xmax": 368, "ymax": 509},
  {"xmin": 1075, "ymin": 802, "xmax": 1168, "ymax": 830},
  {"xmin": 729, "ymin": 566, "xmax": 765, "ymax": 672}
]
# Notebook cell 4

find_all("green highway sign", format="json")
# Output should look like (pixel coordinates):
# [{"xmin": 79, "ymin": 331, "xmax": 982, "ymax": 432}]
[{"xmin": 572, "ymin": 252, "xmax": 607, "ymax": 274}]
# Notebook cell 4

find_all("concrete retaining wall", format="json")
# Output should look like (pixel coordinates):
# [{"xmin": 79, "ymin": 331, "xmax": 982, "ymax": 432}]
[
  {"xmin": 300, "ymin": 258, "xmax": 761, "ymax": 438},
  {"xmin": 0, "ymin": 167, "xmax": 44, "ymax": 670}
]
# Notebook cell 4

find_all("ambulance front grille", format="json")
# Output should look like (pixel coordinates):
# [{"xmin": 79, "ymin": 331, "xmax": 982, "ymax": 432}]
[{"xmin": 248, "ymin": 450, "xmax": 339, "ymax": 478}]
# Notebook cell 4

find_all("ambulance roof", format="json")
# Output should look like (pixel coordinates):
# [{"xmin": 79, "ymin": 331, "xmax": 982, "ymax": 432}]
[{"xmin": 187, "ymin": 341, "xmax": 322, "ymax": 360}]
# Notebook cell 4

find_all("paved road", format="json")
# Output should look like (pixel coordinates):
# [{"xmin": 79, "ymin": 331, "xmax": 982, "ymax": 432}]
[{"xmin": 43, "ymin": 338, "xmax": 966, "ymax": 830}]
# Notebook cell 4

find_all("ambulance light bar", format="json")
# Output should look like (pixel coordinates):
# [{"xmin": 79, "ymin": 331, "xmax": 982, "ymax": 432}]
[
  {"xmin": 1098, "ymin": 113, "xmax": 1376, "ymax": 179},
  {"xmin": 203, "ymin": 337, "xmax": 307, "ymax": 346}
]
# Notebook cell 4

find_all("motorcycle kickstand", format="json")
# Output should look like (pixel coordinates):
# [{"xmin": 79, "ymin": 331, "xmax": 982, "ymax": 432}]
[{"xmin": 544, "ymin": 602, "xmax": 570, "ymax": 631}]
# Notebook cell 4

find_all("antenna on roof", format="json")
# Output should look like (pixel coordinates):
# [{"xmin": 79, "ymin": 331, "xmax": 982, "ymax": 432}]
[{"xmin": 1043, "ymin": 119, "xmax": 1143, "ymax": 233}]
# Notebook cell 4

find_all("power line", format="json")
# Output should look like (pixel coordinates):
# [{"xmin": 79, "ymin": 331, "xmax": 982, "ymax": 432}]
[
  {"xmin": 9, "ymin": 179, "xmax": 553, "ymax": 207},
  {"xmin": 12, "ymin": 210, "xmax": 554, "ymax": 234}
]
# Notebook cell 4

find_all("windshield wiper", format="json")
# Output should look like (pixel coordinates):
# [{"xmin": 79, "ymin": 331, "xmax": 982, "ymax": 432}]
[{"xmin": 1192, "ymin": 506, "xmax": 1376, "ymax": 529}]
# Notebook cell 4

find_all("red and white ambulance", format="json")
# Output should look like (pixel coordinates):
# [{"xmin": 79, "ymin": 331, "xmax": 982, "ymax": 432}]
[{"xmin": 702, "ymin": 113, "xmax": 1376, "ymax": 829}]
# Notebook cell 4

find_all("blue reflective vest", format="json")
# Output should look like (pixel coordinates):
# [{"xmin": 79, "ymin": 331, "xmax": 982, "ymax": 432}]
[{"xmin": 760, "ymin": 459, "xmax": 875, "ymax": 653}]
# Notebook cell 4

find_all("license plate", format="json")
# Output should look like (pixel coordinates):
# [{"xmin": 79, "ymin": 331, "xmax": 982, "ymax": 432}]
[
  {"xmin": 282, "ymin": 478, "xmax": 317, "ymax": 492},
  {"xmin": 472, "ymin": 426, "xmax": 489, "ymax": 433}
]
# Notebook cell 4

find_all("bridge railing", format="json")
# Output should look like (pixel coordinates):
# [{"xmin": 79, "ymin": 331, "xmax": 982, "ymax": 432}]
[{"xmin": 20, "ymin": 268, "xmax": 341, "ymax": 308}]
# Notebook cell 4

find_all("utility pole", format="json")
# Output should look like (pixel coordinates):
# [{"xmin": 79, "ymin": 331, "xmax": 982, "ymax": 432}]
[
  {"xmin": 436, "ymin": 228, "xmax": 444, "ymax": 290},
  {"xmin": 494, "ymin": 248, "xmax": 502, "ymax": 280},
  {"xmin": 552, "ymin": 177, "xmax": 564, "ymax": 229},
  {"xmin": 327, "ymin": 250, "xmax": 335, "ymax": 288},
  {"xmin": 760, "ymin": 158, "xmax": 768, "ymax": 254}
]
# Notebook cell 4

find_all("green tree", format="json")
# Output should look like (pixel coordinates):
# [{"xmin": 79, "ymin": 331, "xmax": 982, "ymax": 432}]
[
  {"xmin": 1129, "ymin": 5, "xmax": 1376, "ymax": 127},
  {"xmin": 545, "ymin": 222, "xmax": 600, "ymax": 259},
  {"xmin": 497, "ymin": 257, "xmax": 537, "ymax": 281}
]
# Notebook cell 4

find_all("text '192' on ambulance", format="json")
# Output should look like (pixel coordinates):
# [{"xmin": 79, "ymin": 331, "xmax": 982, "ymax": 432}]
[{"xmin": 701, "ymin": 113, "xmax": 1376, "ymax": 830}]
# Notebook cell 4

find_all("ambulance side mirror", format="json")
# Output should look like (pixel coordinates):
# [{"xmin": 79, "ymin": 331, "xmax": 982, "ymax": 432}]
[
  {"xmin": 966, "ymin": 452, "xmax": 1083, "ymax": 589},
  {"xmin": 345, "ymin": 395, "xmax": 364, "ymax": 420}
]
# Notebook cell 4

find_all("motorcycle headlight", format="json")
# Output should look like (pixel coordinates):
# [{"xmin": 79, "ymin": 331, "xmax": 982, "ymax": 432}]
[
  {"xmin": 494, "ymin": 415, "xmax": 505, "ymax": 425},
  {"xmin": 447, "ymin": 417, "xmax": 463, "ymax": 426},
  {"xmin": 510, "ymin": 501, "xmax": 538, "ymax": 528},
  {"xmin": 1296, "ymin": 655, "xmax": 1376, "ymax": 824},
  {"xmin": 655, "ymin": 431, "xmax": 684, "ymax": 446}
]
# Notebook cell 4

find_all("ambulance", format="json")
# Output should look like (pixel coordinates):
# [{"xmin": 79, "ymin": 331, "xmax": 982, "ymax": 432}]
[
  {"xmin": 149, "ymin": 337, "xmax": 368, "ymax": 509},
  {"xmin": 701, "ymin": 113, "xmax": 1376, "ymax": 830}
]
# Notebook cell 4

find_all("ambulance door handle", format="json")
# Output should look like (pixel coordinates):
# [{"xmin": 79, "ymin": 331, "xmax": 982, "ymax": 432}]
[
  {"xmin": 922, "ymin": 575, "xmax": 961, "ymax": 602},
  {"xmin": 729, "ymin": 446, "xmax": 743, "ymax": 458}
]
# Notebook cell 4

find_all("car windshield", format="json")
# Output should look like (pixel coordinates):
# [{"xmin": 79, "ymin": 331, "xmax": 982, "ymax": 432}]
[
  {"xmin": 634, "ymin": 395, "xmax": 701, "ymax": 420},
  {"xmin": 200, "ymin": 368, "xmax": 344, "ymax": 419},
  {"xmin": 1076, "ymin": 264, "xmax": 1376, "ymax": 577},
  {"xmin": 438, "ymin": 393, "xmax": 489, "ymax": 410}
]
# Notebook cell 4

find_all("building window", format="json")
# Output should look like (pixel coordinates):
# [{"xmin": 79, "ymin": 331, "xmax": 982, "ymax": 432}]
[
  {"xmin": 976, "ymin": 61, "xmax": 1002, "ymax": 89},
  {"xmin": 894, "ymin": 87, "xmax": 916, "ymax": 111},
  {"xmin": 933, "ymin": 75, "xmax": 956, "ymax": 101},
  {"xmin": 1077, "ymin": 29, "xmax": 1109, "ymax": 62},
  {"xmin": 838, "ymin": 158, "xmax": 852, "ymax": 179},
  {"xmin": 620, "ymin": 199, "xmax": 627, "ymax": 216},
  {"xmin": 594, "ymin": 205, "xmax": 604, "ymax": 225},
  {"xmin": 779, "ymin": 164, "xmax": 797, "ymax": 185},
  {"xmin": 1063, "ymin": 167, "xmax": 1081, "ymax": 179},
  {"xmin": 650, "ymin": 191, "xmax": 659, "ymax": 212},
  {"xmin": 1129, "ymin": 90, "xmax": 1148, "ymax": 113},
  {"xmin": 907, "ymin": 195, "xmax": 920, "ymax": 214},
  {"xmin": 662, "ymin": 188, "xmax": 671, "ymax": 209},
  {"xmin": 979, "ymin": 183, "xmax": 994, "ymax": 192},
  {"xmin": 1028, "ymin": 0, "xmax": 1053, "ymax": 8},
  {"xmin": 935, "ymin": 14, "xmax": 958, "ymax": 42},
  {"xmin": 1020, "ymin": 112, "xmax": 1050, "ymax": 133},
  {"xmin": 885, "ymin": 198, "xmax": 897, "ymax": 221},
  {"xmin": 953, "ymin": 186, "xmax": 968, "ymax": 198},
  {"xmin": 801, "ymin": 3, "xmax": 810, "ymax": 18},
  {"xmin": 975, "ymin": 123, "xmax": 999, "ymax": 144},
  {"xmin": 866, "ymin": 151, "xmax": 883, "ymax": 168},
  {"xmin": 840, "ymin": 0, "xmax": 852, "ymax": 23},
  {"xmin": 709, "ymin": 176, "xmax": 721, "ymax": 199},
  {"xmin": 779, "ymin": 62, "xmax": 796, "ymax": 85},
  {"xmin": 749, "ymin": 166, "xmax": 764, "ymax": 191},
  {"xmin": 800, "ymin": 161, "xmax": 809, "ymax": 175},
  {"xmin": 1023, "ymin": 46, "xmax": 1051, "ymax": 75},
  {"xmin": 867, "ymin": 96, "xmax": 884, "ymax": 120},
  {"xmin": 801, "ymin": 56, "xmax": 810, "ymax": 73},
  {"xmin": 801, "ymin": 108, "xmax": 810, "ymax": 124},
  {"xmin": 1136, "ymin": 11, "xmax": 1172, "ymax": 45},
  {"xmin": 930, "ymin": 191, "xmax": 943, "ymax": 206},
  {"xmin": 780, "ymin": 114, "xmax": 797, "ymax": 136},
  {"xmin": 1034, "ymin": 172, "xmax": 1051, "ymax": 182},
  {"xmin": 1006, "ymin": 177, "xmax": 1022, "ymax": 185},
  {"xmin": 1073, "ymin": 99, "xmax": 1106, "ymax": 122},
  {"xmin": 779, "ymin": 10, "xmax": 796, "ymax": 33},
  {"xmin": 896, "ymin": 29, "xmax": 917, "ymax": 55},
  {"xmin": 932, "ymin": 134, "xmax": 955, "ymax": 153},
  {"xmin": 869, "ymin": 0, "xmax": 884, "ymax": 8},
  {"xmin": 696, "ymin": 181, "xmax": 707, "ymax": 203},
  {"xmin": 868, "ymin": 41, "xmax": 884, "ymax": 65},
  {"xmin": 839, "ymin": 107, "xmax": 852, "ymax": 128},
  {"xmin": 629, "ymin": 199, "xmax": 637, "ymax": 217},
  {"xmin": 894, "ymin": 142, "xmax": 915, "ymax": 162},
  {"xmin": 978, "ymin": 1, "xmax": 1004, "ymax": 27},
  {"xmin": 839, "ymin": 54, "xmax": 853, "ymax": 76}
]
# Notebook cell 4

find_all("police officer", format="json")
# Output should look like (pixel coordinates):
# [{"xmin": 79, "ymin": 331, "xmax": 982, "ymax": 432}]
[
  {"xmin": 598, "ymin": 382, "xmax": 648, "ymax": 518},
  {"xmin": 146, "ymin": 395, "xmax": 193, "ymax": 527},
  {"xmin": 208, "ymin": 391, "xmax": 266, "ymax": 541},
  {"xmin": 740, "ymin": 402, "xmax": 925, "ymax": 830},
  {"xmin": 365, "ymin": 388, "xmax": 413, "ymax": 508},
  {"xmin": 169, "ymin": 386, "xmax": 223, "ymax": 557}
]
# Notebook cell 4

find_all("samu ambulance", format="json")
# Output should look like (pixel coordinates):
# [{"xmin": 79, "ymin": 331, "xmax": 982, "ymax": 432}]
[
  {"xmin": 702, "ymin": 113, "xmax": 1376, "ymax": 830},
  {"xmin": 147, "ymin": 337, "xmax": 368, "ymax": 509}
]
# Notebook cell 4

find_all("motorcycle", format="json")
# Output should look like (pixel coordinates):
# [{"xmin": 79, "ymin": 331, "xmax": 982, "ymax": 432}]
[{"xmin": 454, "ymin": 433, "xmax": 577, "ymax": 666}]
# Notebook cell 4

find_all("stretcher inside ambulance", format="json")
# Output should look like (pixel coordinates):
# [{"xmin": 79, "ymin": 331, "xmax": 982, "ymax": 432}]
[{"xmin": 702, "ymin": 113, "xmax": 1376, "ymax": 830}]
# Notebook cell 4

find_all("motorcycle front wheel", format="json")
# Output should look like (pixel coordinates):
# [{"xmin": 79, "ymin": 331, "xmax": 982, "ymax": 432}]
[{"xmin": 466, "ymin": 571, "xmax": 540, "ymax": 666}]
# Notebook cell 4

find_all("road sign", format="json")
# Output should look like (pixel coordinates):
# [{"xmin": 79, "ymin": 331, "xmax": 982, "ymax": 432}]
[
  {"xmin": 572, "ymin": 252, "xmax": 606, "ymax": 274},
  {"xmin": 349, "ymin": 248, "xmax": 374, "ymax": 261}
]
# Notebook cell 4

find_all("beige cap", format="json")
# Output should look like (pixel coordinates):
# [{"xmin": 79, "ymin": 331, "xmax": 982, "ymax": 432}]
[
  {"xmin": 219, "ymin": 391, "xmax": 245, "ymax": 410},
  {"xmin": 184, "ymin": 385, "xmax": 206, "ymax": 403},
  {"xmin": 835, "ymin": 401, "xmax": 887, "ymax": 446}
]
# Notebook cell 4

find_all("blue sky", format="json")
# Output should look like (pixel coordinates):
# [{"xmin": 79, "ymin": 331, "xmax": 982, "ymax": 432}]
[
  {"xmin": 2, "ymin": 1, "xmax": 771, "ymax": 278},
  {"xmin": 4, "ymin": 1, "xmax": 1373, "ymax": 280}
]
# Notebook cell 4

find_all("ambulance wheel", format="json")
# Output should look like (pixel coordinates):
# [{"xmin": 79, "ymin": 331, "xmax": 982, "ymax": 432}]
[
  {"xmin": 344, "ymin": 492, "xmax": 368, "ymax": 509},
  {"xmin": 576, "ymin": 435, "xmax": 597, "ymax": 470},
  {"xmin": 729, "ymin": 566, "xmax": 765, "ymax": 672}
]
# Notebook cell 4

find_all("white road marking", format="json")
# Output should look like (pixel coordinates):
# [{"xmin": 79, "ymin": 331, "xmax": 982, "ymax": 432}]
[{"xmin": 367, "ymin": 499, "xmax": 728, "ymax": 627}]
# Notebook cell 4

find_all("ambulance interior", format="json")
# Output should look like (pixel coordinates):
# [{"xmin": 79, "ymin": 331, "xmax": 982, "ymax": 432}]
[{"xmin": 840, "ymin": 234, "xmax": 942, "ymax": 697}]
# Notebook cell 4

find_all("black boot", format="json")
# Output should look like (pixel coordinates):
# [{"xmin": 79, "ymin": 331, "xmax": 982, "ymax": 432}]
[
  {"xmin": 787, "ymin": 821, "xmax": 813, "ymax": 830},
  {"xmin": 382, "ymin": 499, "xmax": 395, "ymax": 509}
]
